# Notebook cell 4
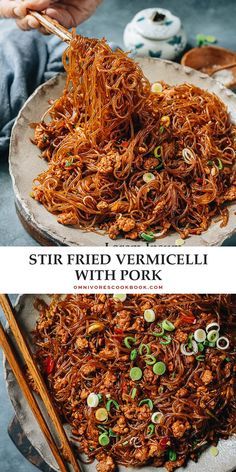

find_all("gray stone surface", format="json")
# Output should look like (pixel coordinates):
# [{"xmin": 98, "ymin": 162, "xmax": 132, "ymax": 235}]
[{"xmin": 0, "ymin": 1, "xmax": 236, "ymax": 471}]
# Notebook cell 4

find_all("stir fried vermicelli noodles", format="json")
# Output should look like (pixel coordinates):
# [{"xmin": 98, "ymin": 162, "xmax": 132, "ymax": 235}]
[
  {"xmin": 32, "ymin": 294, "xmax": 236, "ymax": 471},
  {"xmin": 32, "ymin": 36, "xmax": 236, "ymax": 242}
]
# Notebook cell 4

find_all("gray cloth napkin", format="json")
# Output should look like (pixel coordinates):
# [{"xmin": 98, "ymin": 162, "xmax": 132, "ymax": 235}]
[{"xmin": 0, "ymin": 20, "xmax": 66, "ymax": 155}]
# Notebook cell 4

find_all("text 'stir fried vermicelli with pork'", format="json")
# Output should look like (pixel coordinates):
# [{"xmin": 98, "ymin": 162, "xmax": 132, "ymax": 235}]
[
  {"xmin": 32, "ymin": 35, "xmax": 236, "ymax": 242},
  {"xmin": 31, "ymin": 294, "xmax": 236, "ymax": 472}
]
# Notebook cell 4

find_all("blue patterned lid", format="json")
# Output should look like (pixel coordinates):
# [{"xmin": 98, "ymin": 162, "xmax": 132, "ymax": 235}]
[{"xmin": 132, "ymin": 8, "xmax": 182, "ymax": 40}]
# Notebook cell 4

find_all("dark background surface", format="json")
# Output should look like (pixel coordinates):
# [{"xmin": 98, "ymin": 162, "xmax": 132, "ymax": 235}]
[{"xmin": 0, "ymin": 1, "xmax": 236, "ymax": 471}]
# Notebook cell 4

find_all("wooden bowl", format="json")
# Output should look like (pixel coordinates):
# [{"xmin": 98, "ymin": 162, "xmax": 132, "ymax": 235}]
[{"xmin": 181, "ymin": 46, "xmax": 236, "ymax": 88}]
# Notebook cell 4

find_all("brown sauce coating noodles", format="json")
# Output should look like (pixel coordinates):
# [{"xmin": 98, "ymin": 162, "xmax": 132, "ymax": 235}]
[
  {"xmin": 32, "ymin": 35, "xmax": 236, "ymax": 241},
  {"xmin": 32, "ymin": 294, "xmax": 236, "ymax": 472}
]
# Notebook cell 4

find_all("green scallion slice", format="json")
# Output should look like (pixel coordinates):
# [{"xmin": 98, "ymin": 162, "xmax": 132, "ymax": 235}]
[
  {"xmin": 140, "ymin": 231, "xmax": 156, "ymax": 242},
  {"xmin": 144, "ymin": 354, "xmax": 156, "ymax": 365},
  {"xmin": 162, "ymin": 319, "xmax": 175, "ymax": 331},
  {"xmin": 196, "ymin": 355, "xmax": 205, "ymax": 361},
  {"xmin": 124, "ymin": 336, "xmax": 136, "ymax": 349},
  {"xmin": 99, "ymin": 433, "xmax": 110, "ymax": 446},
  {"xmin": 130, "ymin": 349, "xmax": 138, "ymax": 361},
  {"xmin": 168, "ymin": 449, "xmax": 177, "ymax": 461},
  {"xmin": 198, "ymin": 342, "xmax": 205, "ymax": 352},
  {"xmin": 153, "ymin": 361, "xmax": 166, "ymax": 375},
  {"xmin": 138, "ymin": 398, "xmax": 153, "ymax": 410},
  {"xmin": 216, "ymin": 158, "xmax": 223, "ymax": 170},
  {"xmin": 139, "ymin": 343, "xmax": 151, "ymax": 355},
  {"xmin": 151, "ymin": 325, "xmax": 164, "ymax": 337},
  {"xmin": 160, "ymin": 334, "xmax": 171, "ymax": 345},
  {"xmin": 147, "ymin": 423, "xmax": 155, "ymax": 436},
  {"xmin": 106, "ymin": 399, "xmax": 119, "ymax": 412},
  {"xmin": 131, "ymin": 387, "xmax": 137, "ymax": 399},
  {"xmin": 154, "ymin": 145, "xmax": 162, "ymax": 159},
  {"xmin": 130, "ymin": 367, "xmax": 143, "ymax": 381}
]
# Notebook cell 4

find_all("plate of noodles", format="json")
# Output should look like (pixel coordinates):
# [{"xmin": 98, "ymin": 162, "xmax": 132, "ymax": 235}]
[
  {"xmin": 4, "ymin": 294, "xmax": 236, "ymax": 472},
  {"xmin": 9, "ymin": 36, "xmax": 236, "ymax": 246}
]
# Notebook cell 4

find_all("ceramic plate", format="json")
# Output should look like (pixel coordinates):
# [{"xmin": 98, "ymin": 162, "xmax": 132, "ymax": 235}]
[
  {"xmin": 9, "ymin": 58, "xmax": 236, "ymax": 246},
  {"xmin": 3, "ymin": 294, "xmax": 236, "ymax": 471}
]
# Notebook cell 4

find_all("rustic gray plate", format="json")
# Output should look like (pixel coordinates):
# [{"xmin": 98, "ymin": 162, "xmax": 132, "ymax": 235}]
[
  {"xmin": 9, "ymin": 58, "xmax": 236, "ymax": 246},
  {"xmin": 3, "ymin": 294, "xmax": 236, "ymax": 471}
]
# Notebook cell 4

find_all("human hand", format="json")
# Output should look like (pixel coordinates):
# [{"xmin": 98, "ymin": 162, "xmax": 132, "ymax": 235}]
[{"xmin": 0, "ymin": 0, "xmax": 102, "ymax": 31}]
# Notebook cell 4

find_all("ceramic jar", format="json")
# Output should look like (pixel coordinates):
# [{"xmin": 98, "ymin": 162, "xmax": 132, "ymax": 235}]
[{"xmin": 123, "ymin": 8, "xmax": 187, "ymax": 61}]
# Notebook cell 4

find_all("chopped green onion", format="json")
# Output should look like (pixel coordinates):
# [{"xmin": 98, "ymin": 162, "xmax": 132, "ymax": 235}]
[
  {"xmin": 153, "ymin": 361, "xmax": 166, "ymax": 376},
  {"xmin": 144, "ymin": 354, "xmax": 156, "ymax": 365},
  {"xmin": 151, "ymin": 325, "xmax": 164, "ymax": 337},
  {"xmin": 208, "ymin": 342, "xmax": 216, "ymax": 347},
  {"xmin": 87, "ymin": 393, "xmax": 99, "ymax": 408},
  {"xmin": 139, "ymin": 343, "xmax": 151, "ymax": 355},
  {"xmin": 154, "ymin": 145, "xmax": 162, "ymax": 159},
  {"xmin": 65, "ymin": 159, "xmax": 74, "ymax": 167},
  {"xmin": 140, "ymin": 231, "xmax": 156, "ymax": 242},
  {"xmin": 147, "ymin": 423, "xmax": 155, "ymax": 436},
  {"xmin": 175, "ymin": 238, "xmax": 185, "ymax": 246},
  {"xmin": 207, "ymin": 160, "xmax": 214, "ymax": 166},
  {"xmin": 99, "ymin": 433, "xmax": 110, "ymax": 446},
  {"xmin": 188, "ymin": 333, "xmax": 194, "ymax": 349},
  {"xmin": 122, "ymin": 441, "xmax": 129, "ymax": 446},
  {"xmin": 151, "ymin": 411, "xmax": 164, "ymax": 424},
  {"xmin": 206, "ymin": 322, "xmax": 220, "ymax": 333},
  {"xmin": 159, "ymin": 125, "xmax": 164, "ymax": 134},
  {"xmin": 95, "ymin": 408, "xmax": 108, "ymax": 422},
  {"xmin": 130, "ymin": 367, "xmax": 143, "ymax": 381},
  {"xmin": 113, "ymin": 294, "xmax": 126, "ymax": 302},
  {"xmin": 143, "ymin": 172, "xmax": 155, "ymax": 183},
  {"xmin": 124, "ymin": 336, "xmax": 136, "ymax": 349},
  {"xmin": 106, "ymin": 399, "xmax": 119, "ymax": 412},
  {"xmin": 182, "ymin": 147, "xmax": 195, "ymax": 164},
  {"xmin": 151, "ymin": 82, "xmax": 163, "ymax": 93},
  {"xmin": 225, "ymin": 357, "xmax": 231, "ymax": 362},
  {"xmin": 162, "ymin": 320, "xmax": 175, "ymax": 332},
  {"xmin": 168, "ymin": 449, "xmax": 177, "ymax": 461},
  {"xmin": 216, "ymin": 158, "xmax": 223, "ymax": 170},
  {"xmin": 131, "ymin": 387, "xmax": 137, "ymax": 399},
  {"xmin": 207, "ymin": 330, "xmax": 219, "ymax": 343},
  {"xmin": 216, "ymin": 336, "xmax": 229, "ymax": 350},
  {"xmin": 196, "ymin": 355, "xmax": 205, "ymax": 361},
  {"xmin": 97, "ymin": 425, "xmax": 108, "ymax": 433},
  {"xmin": 97, "ymin": 393, "xmax": 103, "ymax": 403},
  {"xmin": 160, "ymin": 334, "xmax": 172, "ymax": 345},
  {"xmin": 210, "ymin": 446, "xmax": 219, "ymax": 457},
  {"xmin": 130, "ymin": 349, "xmax": 138, "ymax": 361},
  {"xmin": 144, "ymin": 309, "xmax": 156, "ymax": 323},
  {"xmin": 139, "ymin": 398, "xmax": 154, "ymax": 410},
  {"xmin": 194, "ymin": 328, "xmax": 207, "ymax": 343},
  {"xmin": 198, "ymin": 343, "xmax": 205, "ymax": 352},
  {"xmin": 108, "ymin": 429, "xmax": 118, "ymax": 438},
  {"xmin": 160, "ymin": 116, "xmax": 170, "ymax": 127}
]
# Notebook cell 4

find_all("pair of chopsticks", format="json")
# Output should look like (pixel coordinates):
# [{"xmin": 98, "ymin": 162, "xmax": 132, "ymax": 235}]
[
  {"xmin": 0, "ymin": 294, "xmax": 82, "ymax": 472},
  {"xmin": 29, "ymin": 10, "xmax": 72, "ymax": 43}
]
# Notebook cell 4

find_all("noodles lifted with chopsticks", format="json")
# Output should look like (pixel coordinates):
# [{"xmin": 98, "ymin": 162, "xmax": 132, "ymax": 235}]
[
  {"xmin": 32, "ymin": 35, "xmax": 236, "ymax": 241},
  {"xmin": 32, "ymin": 294, "xmax": 236, "ymax": 471}
]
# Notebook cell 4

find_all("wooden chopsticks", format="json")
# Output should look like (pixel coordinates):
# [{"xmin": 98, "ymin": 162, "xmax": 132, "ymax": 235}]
[
  {"xmin": 0, "ymin": 320, "xmax": 68, "ymax": 472},
  {"xmin": 29, "ymin": 10, "xmax": 72, "ymax": 43},
  {"xmin": 0, "ymin": 294, "xmax": 82, "ymax": 472}
]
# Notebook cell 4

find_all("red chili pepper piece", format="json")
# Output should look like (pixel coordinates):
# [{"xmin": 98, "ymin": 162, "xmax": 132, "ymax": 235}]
[
  {"xmin": 160, "ymin": 436, "xmax": 170, "ymax": 449},
  {"xmin": 122, "ymin": 140, "xmax": 129, "ymax": 148},
  {"xmin": 114, "ymin": 328, "xmax": 124, "ymax": 334},
  {"xmin": 180, "ymin": 314, "xmax": 196, "ymax": 324},
  {"xmin": 43, "ymin": 357, "xmax": 55, "ymax": 375}
]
